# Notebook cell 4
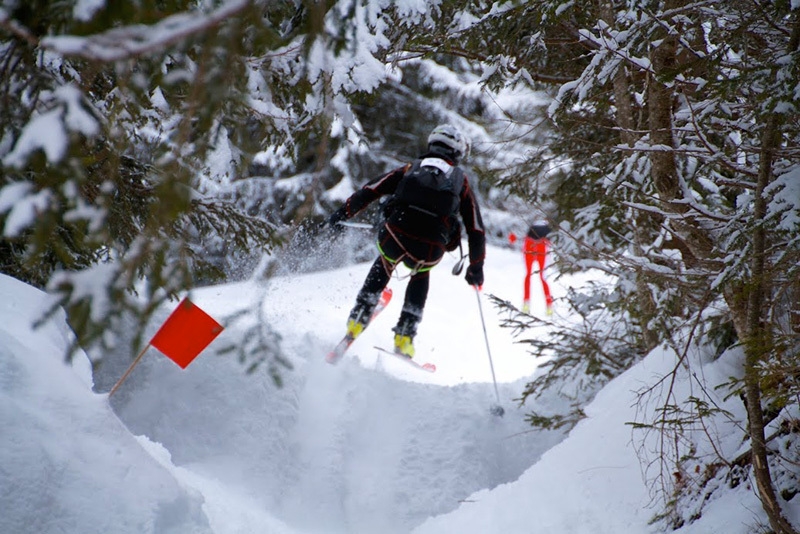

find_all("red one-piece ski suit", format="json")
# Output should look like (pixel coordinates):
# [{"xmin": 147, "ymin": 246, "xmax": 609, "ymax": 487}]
[{"xmin": 509, "ymin": 223, "xmax": 553, "ymax": 310}]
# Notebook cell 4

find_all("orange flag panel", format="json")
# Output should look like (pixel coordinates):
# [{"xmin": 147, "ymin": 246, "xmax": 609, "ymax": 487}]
[{"xmin": 150, "ymin": 298, "xmax": 223, "ymax": 369}]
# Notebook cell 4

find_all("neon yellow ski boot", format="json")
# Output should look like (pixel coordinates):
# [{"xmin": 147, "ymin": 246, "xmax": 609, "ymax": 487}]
[
  {"xmin": 393, "ymin": 334, "xmax": 415, "ymax": 358},
  {"xmin": 346, "ymin": 319, "xmax": 366, "ymax": 339}
]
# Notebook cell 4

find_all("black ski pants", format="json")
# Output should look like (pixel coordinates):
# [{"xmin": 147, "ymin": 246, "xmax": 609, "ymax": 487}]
[{"xmin": 353, "ymin": 226, "xmax": 443, "ymax": 336}]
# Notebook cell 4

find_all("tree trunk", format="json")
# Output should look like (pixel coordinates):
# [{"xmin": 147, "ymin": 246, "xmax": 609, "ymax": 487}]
[
  {"xmin": 646, "ymin": 13, "xmax": 794, "ymax": 530},
  {"xmin": 602, "ymin": 2, "xmax": 659, "ymax": 352},
  {"xmin": 742, "ymin": 112, "xmax": 797, "ymax": 534},
  {"xmin": 647, "ymin": 18, "xmax": 716, "ymax": 270},
  {"xmin": 648, "ymin": 20, "xmax": 797, "ymax": 533}
]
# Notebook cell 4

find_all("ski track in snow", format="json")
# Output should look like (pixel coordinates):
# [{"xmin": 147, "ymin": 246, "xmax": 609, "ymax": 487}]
[{"xmin": 105, "ymin": 244, "xmax": 583, "ymax": 533}]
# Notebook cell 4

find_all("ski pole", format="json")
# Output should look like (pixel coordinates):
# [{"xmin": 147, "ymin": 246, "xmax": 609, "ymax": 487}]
[
  {"xmin": 337, "ymin": 221, "xmax": 373, "ymax": 230},
  {"xmin": 473, "ymin": 285, "xmax": 504, "ymax": 417}
]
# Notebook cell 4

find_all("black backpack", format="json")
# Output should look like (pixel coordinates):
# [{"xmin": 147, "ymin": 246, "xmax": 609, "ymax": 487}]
[
  {"xmin": 527, "ymin": 223, "xmax": 551, "ymax": 239},
  {"xmin": 386, "ymin": 158, "xmax": 464, "ymax": 247}
]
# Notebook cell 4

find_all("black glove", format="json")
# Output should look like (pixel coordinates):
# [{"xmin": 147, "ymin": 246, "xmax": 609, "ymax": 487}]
[
  {"xmin": 323, "ymin": 209, "xmax": 347, "ymax": 233},
  {"xmin": 465, "ymin": 262, "xmax": 484, "ymax": 287}
]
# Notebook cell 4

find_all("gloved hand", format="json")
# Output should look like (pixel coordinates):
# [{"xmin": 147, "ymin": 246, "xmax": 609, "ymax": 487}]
[
  {"xmin": 465, "ymin": 262, "xmax": 484, "ymax": 287},
  {"xmin": 322, "ymin": 209, "xmax": 347, "ymax": 233}
]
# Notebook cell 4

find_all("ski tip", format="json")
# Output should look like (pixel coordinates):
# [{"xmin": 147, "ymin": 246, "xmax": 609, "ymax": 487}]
[
  {"xmin": 422, "ymin": 363, "xmax": 436, "ymax": 372},
  {"xmin": 326, "ymin": 348, "xmax": 346, "ymax": 364}
]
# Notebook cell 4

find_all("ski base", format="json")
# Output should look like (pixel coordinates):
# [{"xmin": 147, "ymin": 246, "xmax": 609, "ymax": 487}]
[{"xmin": 374, "ymin": 346, "xmax": 436, "ymax": 373}]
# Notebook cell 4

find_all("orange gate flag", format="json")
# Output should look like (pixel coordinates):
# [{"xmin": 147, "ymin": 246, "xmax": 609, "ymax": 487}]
[{"xmin": 150, "ymin": 298, "xmax": 224, "ymax": 369}]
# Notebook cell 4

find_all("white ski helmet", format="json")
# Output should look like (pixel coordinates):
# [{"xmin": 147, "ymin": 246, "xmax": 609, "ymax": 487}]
[{"xmin": 427, "ymin": 124, "xmax": 470, "ymax": 161}]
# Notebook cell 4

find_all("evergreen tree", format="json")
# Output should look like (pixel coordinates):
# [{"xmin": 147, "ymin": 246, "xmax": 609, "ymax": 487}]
[
  {"xmin": 0, "ymin": 1, "xmax": 542, "ymax": 373},
  {"xmin": 3, "ymin": 1, "xmax": 797, "ymax": 529},
  {"xmin": 485, "ymin": 1, "xmax": 799, "ymax": 530}
]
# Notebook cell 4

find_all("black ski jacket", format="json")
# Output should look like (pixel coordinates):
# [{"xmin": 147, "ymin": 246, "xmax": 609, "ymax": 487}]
[{"xmin": 333, "ymin": 152, "xmax": 486, "ymax": 267}]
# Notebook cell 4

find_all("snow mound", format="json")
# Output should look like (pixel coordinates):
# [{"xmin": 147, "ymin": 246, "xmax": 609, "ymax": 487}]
[{"xmin": 0, "ymin": 273, "xmax": 212, "ymax": 534}]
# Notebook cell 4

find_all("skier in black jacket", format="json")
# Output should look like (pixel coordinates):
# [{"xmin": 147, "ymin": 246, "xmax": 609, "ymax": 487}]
[{"xmin": 326, "ymin": 124, "xmax": 486, "ymax": 358}]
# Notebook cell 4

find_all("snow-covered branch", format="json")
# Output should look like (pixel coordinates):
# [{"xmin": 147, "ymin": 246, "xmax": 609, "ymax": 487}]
[{"xmin": 39, "ymin": 0, "xmax": 250, "ymax": 62}]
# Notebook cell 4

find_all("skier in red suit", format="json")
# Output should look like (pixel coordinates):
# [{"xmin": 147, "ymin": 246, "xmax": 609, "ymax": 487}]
[{"xmin": 508, "ymin": 221, "xmax": 553, "ymax": 314}]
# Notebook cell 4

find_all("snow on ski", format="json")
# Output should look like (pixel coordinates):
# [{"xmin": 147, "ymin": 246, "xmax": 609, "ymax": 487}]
[
  {"xmin": 326, "ymin": 288, "xmax": 393, "ymax": 364},
  {"xmin": 373, "ymin": 346, "xmax": 436, "ymax": 373}
]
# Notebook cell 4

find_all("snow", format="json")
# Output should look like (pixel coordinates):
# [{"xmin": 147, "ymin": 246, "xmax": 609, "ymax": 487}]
[
  {"xmin": 3, "ymin": 108, "xmax": 69, "ymax": 167},
  {"xmin": 73, "ymin": 0, "xmax": 107, "ymax": 22},
  {"xmin": 324, "ymin": 176, "xmax": 358, "ymax": 204},
  {"xmin": 767, "ymin": 166, "xmax": 800, "ymax": 231},
  {"xmin": 0, "ymin": 181, "xmax": 34, "ymax": 236},
  {"xmin": 0, "ymin": 243, "xmax": 782, "ymax": 533},
  {"xmin": 3, "ymin": 85, "xmax": 100, "ymax": 169},
  {"xmin": 0, "ymin": 274, "xmax": 211, "ymax": 534}
]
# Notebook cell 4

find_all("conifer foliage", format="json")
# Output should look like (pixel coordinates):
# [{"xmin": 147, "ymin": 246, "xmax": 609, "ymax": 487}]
[
  {"xmin": 0, "ymin": 0, "xmax": 524, "ymax": 370},
  {"xmin": 1, "ymin": 1, "xmax": 798, "ymax": 530},
  {"xmin": 481, "ymin": 2, "xmax": 799, "ymax": 531},
  {"xmin": 1, "ymin": 1, "xmax": 287, "ymax": 367}
]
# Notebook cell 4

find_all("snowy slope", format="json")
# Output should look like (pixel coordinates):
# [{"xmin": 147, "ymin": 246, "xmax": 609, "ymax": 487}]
[
  {"xmin": 101, "ymin": 244, "xmax": 571, "ymax": 534},
  {"xmin": 0, "ymin": 274, "xmax": 213, "ymax": 534},
  {"xmin": 413, "ymin": 347, "xmax": 762, "ymax": 534},
  {"xmin": 1, "ymin": 241, "xmax": 786, "ymax": 534}
]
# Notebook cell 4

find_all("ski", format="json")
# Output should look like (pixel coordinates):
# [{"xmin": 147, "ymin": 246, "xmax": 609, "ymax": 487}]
[
  {"xmin": 373, "ymin": 346, "xmax": 437, "ymax": 373},
  {"xmin": 326, "ymin": 288, "xmax": 393, "ymax": 364}
]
